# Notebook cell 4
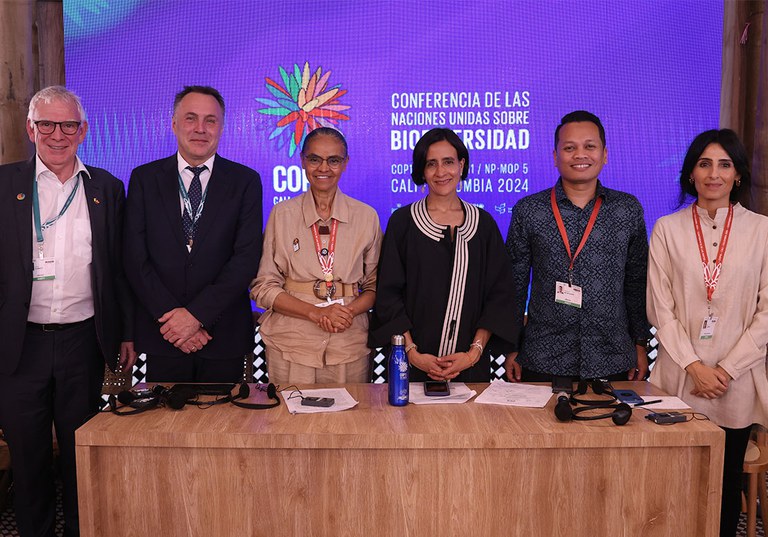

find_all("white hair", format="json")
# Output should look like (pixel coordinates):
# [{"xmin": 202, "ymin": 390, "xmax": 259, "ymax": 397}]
[{"xmin": 27, "ymin": 86, "xmax": 87, "ymax": 122}]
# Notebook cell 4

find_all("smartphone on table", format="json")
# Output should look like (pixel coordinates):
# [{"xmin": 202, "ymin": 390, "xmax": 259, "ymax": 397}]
[
  {"xmin": 424, "ymin": 381, "xmax": 450, "ymax": 397},
  {"xmin": 615, "ymin": 389, "xmax": 644, "ymax": 405}
]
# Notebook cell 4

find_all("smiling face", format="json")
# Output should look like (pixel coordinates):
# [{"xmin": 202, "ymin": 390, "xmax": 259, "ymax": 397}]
[
  {"xmin": 691, "ymin": 143, "xmax": 740, "ymax": 210},
  {"xmin": 554, "ymin": 121, "xmax": 607, "ymax": 185},
  {"xmin": 172, "ymin": 92, "xmax": 224, "ymax": 166},
  {"xmin": 26, "ymin": 98, "xmax": 88, "ymax": 182},
  {"xmin": 301, "ymin": 133, "xmax": 348, "ymax": 196},
  {"xmin": 423, "ymin": 140, "xmax": 464, "ymax": 199}
]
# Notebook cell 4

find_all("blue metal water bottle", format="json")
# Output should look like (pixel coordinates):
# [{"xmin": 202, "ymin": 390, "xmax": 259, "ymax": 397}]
[{"xmin": 388, "ymin": 334, "xmax": 409, "ymax": 406}]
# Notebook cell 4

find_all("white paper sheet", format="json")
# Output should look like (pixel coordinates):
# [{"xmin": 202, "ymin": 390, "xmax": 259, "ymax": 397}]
[
  {"xmin": 632, "ymin": 396, "xmax": 691, "ymax": 410},
  {"xmin": 408, "ymin": 382, "xmax": 476, "ymax": 404},
  {"xmin": 473, "ymin": 380, "xmax": 554, "ymax": 408},
  {"xmin": 281, "ymin": 387, "xmax": 359, "ymax": 414}
]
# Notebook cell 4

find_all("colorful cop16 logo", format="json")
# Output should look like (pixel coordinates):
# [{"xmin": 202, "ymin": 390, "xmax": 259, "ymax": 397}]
[{"xmin": 257, "ymin": 62, "xmax": 351, "ymax": 157}]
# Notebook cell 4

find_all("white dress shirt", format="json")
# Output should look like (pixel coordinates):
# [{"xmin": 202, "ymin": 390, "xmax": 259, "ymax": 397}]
[
  {"xmin": 28, "ymin": 155, "xmax": 94, "ymax": 324},
  {"xmin": 176, "ymin": 152, "xmax": 215, "ymax": 215}
]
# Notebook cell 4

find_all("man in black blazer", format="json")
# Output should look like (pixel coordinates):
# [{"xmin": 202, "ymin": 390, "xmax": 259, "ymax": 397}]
[
  {"xmin": 0, "ymin": 86, "xmax": 135, "ymax": 536},
  {"xmin": 124, "ymin": 86, "xmax": 262, "ymax": 382}
]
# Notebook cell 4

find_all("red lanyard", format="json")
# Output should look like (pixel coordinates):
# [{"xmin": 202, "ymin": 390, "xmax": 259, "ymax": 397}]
[
  {"xmin": 692, "ymin": 203, "xmax": 733, "ymax": 303},
  {"xmin": 550, "ymin": 188, "xmax": 602, "ymax": 284},
  {"xmin": 310, "ymin": 219, "xmax": 338, "ymax": 291}
]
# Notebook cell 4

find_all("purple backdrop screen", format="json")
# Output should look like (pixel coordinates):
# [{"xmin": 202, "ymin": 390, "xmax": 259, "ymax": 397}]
[{"xmin": 63, "ymin": 0, "xmax": 722, "ymax": 233}]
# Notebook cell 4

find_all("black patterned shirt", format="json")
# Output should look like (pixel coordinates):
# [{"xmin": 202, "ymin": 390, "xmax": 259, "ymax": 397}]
[{"xmin": 505, "ymin": 179, "xmax": 650, "ymax": 378}]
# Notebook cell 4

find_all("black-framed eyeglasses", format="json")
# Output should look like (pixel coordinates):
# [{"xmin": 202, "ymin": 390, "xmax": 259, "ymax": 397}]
[
  {"xmin": 302, "ymin": 154, "xmax": 346, "ymax": 169},
  {"xmin": 33, "ymin": 120, "xmax": 82, "ymax": 135}
]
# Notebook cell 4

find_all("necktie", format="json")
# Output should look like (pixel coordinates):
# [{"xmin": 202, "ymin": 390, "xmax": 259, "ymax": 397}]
[{"xmin": 182, "ymin": 165, "xmax": 206, "ymax": 245}]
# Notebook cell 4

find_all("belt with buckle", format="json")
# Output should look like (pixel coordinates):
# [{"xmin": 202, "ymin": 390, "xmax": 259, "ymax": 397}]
[
  {"xmin": 27, "ymin": 317, "xmax": 93, "ymax": 332},
  {"xmin": 283, "ymin": 278, "xmax": 360, "ymax": 300}
]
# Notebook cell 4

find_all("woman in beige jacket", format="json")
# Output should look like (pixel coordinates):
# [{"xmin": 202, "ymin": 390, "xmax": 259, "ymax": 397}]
[{"xmin": 647, "ymin": 129, "xmax": 768, "ymax": 537}]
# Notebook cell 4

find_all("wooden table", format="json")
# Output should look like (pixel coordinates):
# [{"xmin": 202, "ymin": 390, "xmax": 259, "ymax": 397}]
[{"xmin": 76, "ymin": 382, "xmax": 724, "ymax": 536}]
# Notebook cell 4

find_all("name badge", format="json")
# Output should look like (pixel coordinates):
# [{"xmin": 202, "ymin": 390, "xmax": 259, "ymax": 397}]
[
  {"xmin": 699, "ymin": 316, "xmax": 718, "ymax": 339},
  {"xmin": 33, "ymin": 257, "xmax": 56, "ymax": 281},
  {"xmin": 315, "ymin": 298, "xmax": 344, "ymax": 308},
  {"xmin": 555, "ymin": 281, "xmax": 582, "ymax": 308}
]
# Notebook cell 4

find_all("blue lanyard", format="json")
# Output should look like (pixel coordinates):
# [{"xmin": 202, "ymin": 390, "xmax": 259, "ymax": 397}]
[
  {"xmin": 177, "ymin": 172, "xmax": 209, "ymax": 229},
  {"xmin": 32, "ymin": 172, "xmax": 81, "ymax": 254}
]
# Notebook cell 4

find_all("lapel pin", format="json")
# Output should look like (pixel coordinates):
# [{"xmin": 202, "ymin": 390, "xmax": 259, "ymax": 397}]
[
  {"xmin": 93, "ymin": 197, "xmax": 100, "ymax": 204},
  {"xmin": 17, "ymin": 193, "xmax": 25, "ymax": 200},
  {"xmin": 293, "ymin": 238, "xmax": 300, "ymax": 252}
]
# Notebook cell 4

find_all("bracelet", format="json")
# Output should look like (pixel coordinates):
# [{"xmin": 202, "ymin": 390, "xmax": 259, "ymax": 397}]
[
  {"xmin": 469, "ymin": 340, "xmax": 484, "ymax": 354},
  {"xmin": 466, "ymin": 340, "xmax": 484, "ymax": 365},
  {"xmin": 404, "ymin": 343, "xmax": 417, "ymax": 354}
]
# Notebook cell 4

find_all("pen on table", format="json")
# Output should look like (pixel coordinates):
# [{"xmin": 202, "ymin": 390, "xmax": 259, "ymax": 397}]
[{"xmin": 634, "ymin": 399, "xmax": 662, "ymax": 407}]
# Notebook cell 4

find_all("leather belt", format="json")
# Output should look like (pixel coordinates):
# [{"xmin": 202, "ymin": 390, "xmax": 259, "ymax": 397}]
[
  {"xmin": 283, "ymin": 278, "xmax": 360, "ymax": 299},
  {"xmin": 27, "ymin": 317, "xmax": 93, "ymax": 332}
]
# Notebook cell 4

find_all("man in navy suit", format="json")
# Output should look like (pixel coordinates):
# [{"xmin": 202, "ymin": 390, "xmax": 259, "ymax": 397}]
[
  {"xmin": 0, "ymin": 86, "xmax": 135, "ymax": 536},
  {"xmin": 124, "ymin": 86, "xmax": 262, "ymax": 382}
]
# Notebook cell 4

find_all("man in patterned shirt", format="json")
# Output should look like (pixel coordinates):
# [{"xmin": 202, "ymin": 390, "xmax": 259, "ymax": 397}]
[{"xmin": 505, "ymin": 110, "xmax": 650, "ymax": 382}]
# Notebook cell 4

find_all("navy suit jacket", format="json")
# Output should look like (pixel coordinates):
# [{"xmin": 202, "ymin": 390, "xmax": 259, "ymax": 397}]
[
  {"xmin": 0, "ymin": 158, "xmax": 133, "ymax": 374},
  {"xmin": 124, "ymin": 154, "xmax": 262, "ymax": 359}
]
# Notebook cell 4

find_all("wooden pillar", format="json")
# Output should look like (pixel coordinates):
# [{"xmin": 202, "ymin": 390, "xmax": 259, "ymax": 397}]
[
  {"xmin": 36, "ymin": 0, "xmax": 65, "ymax": 89},
  {"xmin": 0, "ymin": 0, "xmax": 64, "ymax": 165},
  {"xmin": 720, "ymin": 0, "xmax": 747, "ymax": 134},
  {"xmin": 0, "ymin": 0, "xmax": 35, "ymax": 164},
  {"xmin": 751, "ymin": 1, "xmax": 768, "ymax": 214},
  {"xmin": 721, "ymin": 0, "xmax": 768, "ymax": 214}
]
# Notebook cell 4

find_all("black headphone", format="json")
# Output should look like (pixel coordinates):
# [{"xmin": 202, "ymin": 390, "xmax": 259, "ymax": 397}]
[
  {"xmin": 569, "ymin": 379, "xmax": 618, "ymax": 406},
  {"xmin": 108, "ymin": 385, "xmax": 187, "ymax": 415},
  {"xmin": 554, "ymin": 393, "xmax": 574, "ymax": 421},
  {"xmin": 571, "ymin": 402, "xmax": 632, "ymax": 425},
  {"xmin": 553, "ymin": 379, "xmax": 632, "ymax": 426},
  {"xmin": 554, "ymin": 394, "xmax": 632, "ymax": 426},
  {"xmin": 230, "ymin": 383, "xmax": 280, "ymax": 410},
  {"xmin": 175, "ymin": 384, "xmax": 236, "ymax": 407}
]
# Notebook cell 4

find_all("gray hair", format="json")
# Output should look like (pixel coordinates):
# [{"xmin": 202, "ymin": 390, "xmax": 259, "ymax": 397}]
[
  {"xmin": 28, "ymin": 86, "xmax": 87, "ymax": 122},
  {"xmin": 302, "ymin": 127, "xmax": 348, "ymax": 157}
]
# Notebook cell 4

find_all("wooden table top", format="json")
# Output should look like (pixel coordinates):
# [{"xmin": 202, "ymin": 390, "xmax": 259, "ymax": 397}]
[{"xmin": 76, "ymin": 382, "xmax": 723, "ymax": 450}]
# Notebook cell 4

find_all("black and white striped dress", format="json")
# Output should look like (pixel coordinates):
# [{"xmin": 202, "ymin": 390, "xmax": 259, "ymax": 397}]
[{"xmin": 369, "ymin": 197, "xmax": 519, "ymax": 382}]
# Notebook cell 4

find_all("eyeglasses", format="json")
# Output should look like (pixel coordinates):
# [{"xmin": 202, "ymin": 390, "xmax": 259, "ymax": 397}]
[
  {"xmin": 302, "ymin": 154, "xmax": 346, "ymax": 169},
  {"xmin": 33, "ymin": 120, "xmax": 82, "ymax": 135}
]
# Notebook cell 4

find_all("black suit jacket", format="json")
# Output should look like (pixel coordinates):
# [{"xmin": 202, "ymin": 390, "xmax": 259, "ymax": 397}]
[
  {"xmin": 0, "ymin": 159, "xmax": 133, "ymax": 374},
  {"xmin": 124, "ymin": 154, "xmax": 262, "ymax": 359}
]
